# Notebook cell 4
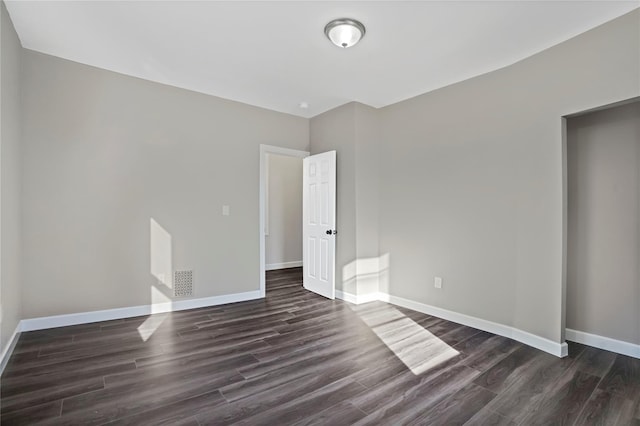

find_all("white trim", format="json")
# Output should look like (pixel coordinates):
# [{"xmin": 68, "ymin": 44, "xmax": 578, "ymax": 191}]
[
  {"xmin": 266, "ymin": 261, "xmax": 303, "ymax": 271},
  {"xmin": 259, "ymin": 144, "xmax": 309, "ymax": 298},
  {"xmin": 336, "ymin": 290, "xmax": 381, "ymax": 305},
  {"xmin": 264, "ymin": 152, "xmax": 270, "ymax": 237},
  {"xmin": 381, "ymin": 293, "xmax": 568, "ymax": 358},
  {"xmin": 0, "ymin": 323, "xmax": 22, "ymax": 376},
  {"xmin": 354, "ymin": 292, "xmax": 381, "ymax": 304},
  {"xmin": 335, "ymin": 290, "xmax": 358, "ymax": 304},
  {"xmin": 335, "ymin": 290, "xmax": 567, "ymax": 358},
  {"xmin": 20, "ymin": 290, "xmax": 262, "ymax": 332},
  {"xmin": 566, "ymin": 328, "xmax": 640, "ymax": 359}
]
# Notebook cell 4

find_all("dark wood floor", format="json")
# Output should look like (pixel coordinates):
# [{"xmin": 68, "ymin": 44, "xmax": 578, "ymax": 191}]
[{"xmin": 1, "ymin": 268, "xmax": 639, "ymax": 425}]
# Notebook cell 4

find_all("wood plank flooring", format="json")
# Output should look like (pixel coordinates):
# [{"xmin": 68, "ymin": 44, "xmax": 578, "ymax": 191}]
[{"xmin": 2, "ymin": 267, "xmax": 639, "ymax": 425}]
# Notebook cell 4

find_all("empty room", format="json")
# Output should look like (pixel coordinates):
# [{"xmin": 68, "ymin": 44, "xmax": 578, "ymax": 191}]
[{"xmin": 1, "ymin": 1, "xmax": 639, "ymax": 425}]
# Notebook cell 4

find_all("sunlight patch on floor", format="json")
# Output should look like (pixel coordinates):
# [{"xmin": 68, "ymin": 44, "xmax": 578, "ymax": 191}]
[
  {"xmin": 355, "ymin": 305, "xmax": 459, "ymax": 375},
  {"xmin": 137, "ymin": 313, "xmax": 168, "ymax": 342}
]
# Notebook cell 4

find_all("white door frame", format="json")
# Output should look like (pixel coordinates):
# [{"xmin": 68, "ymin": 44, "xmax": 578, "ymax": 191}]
[{"xmin": 259, "ymin": 144, "xmax": 310, "ymax": 297}]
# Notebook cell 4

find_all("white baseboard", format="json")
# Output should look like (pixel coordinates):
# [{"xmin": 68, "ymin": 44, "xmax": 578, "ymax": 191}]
[
  {"xmin": 265, "ymin": 261, "xmax": 303, "ymax": 271},
  {"xmin": 336, "ymin": 290, "xmax": 567, "ymax": 358},
  {"xmin": 566, "ymin": 328, "xmax": 640, "ymax": 359},
  {"xmin": 335, "ymin": 290, "xmax": 382, "ymax": 305},
  {"xmin": 380, "ymin": 293, "xmax": 568, "ymax": 358},
  {"xmin": 1, "ymin": 323, "xmax": 22, "ymax": 376},
  {"xmin": 355, "ymin": 292, "xmax": 381, "ymax": 304},
  {"xmin": 20, "ymin": 290, "xmax": 263, "ymax": 332},
  {"xmin": 335, "ymin": 290, "xmax": 357, "ymax": 304},
  {"xmin": 2, "ymin": 290, "xmax": 263, "ymax": 373}
]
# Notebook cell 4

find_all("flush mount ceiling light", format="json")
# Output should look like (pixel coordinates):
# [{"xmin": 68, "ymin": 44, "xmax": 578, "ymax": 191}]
[{"xmin": 324, "ymin": 18, "xmax": 366, "ymax": 48}]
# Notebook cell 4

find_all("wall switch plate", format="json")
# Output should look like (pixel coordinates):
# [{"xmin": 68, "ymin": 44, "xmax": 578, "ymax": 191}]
[
  {"xmin": 222, "ymin": 205, "xmax": 230, "ymax": 216},
  {"xmin": 434, "ymin": 277, "xmax": 443, "ymax": 289}
]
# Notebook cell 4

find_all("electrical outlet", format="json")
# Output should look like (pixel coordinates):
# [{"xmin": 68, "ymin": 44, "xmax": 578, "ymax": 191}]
[{"xmin": 434, "ymin": 277, "xmax": 443, "ymax": 289}]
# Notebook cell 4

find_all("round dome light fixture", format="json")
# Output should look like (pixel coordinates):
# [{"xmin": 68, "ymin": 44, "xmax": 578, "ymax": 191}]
[{"xmin": 324, "ymin": 18, "xmax": 366, "ymax": 48}]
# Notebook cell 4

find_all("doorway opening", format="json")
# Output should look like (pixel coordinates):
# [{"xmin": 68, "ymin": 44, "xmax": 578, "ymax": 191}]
[
  {"xmin": 265, "ymin": 154, "xmax": 303, "ymax": 269},
  {"xmin": 259, "ymin": 145, "xmax": 309, "ymax": 297},
  {"xmin": 563, "ymin": 98, "xmax": 640, "ymax": 358}
]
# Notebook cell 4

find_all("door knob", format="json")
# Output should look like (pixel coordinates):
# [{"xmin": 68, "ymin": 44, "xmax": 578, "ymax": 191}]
[{"xmin": 326, "ymin": 230, "xmax": 337, "ymax": 235}]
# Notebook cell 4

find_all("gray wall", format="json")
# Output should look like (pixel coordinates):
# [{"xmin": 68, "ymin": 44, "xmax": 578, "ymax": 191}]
[
  {"xmin": 5, "ymin": 5, "xmax": 640, "ymax": 353},
  {"xmin": 567, "ymin": 102, "xmax": 640, "ymax": 345},
  {"xmin": 309, "ymin": 102, "xmax": 382, "ymax": 296},
  {"xmin": 353, "ymin": 104, "xmax": 381, "ymax": 296},
  {"xmin": 265, "ymin": 154, "xmax": 302, "ymax": 268},
  {"xmin": 1, "ymin": 1, "xmax": 23, "ymax": 356},
  {"xmin": 309, "ymin": 103, "xmax": 357, "ymax": 293},
  {"xmin": 377, "ymin": 10, "xmax": 639, "ymax": 343},
  {"xmin": 21, "ymin": 50, "xmax": 308, "ymax": 318}
]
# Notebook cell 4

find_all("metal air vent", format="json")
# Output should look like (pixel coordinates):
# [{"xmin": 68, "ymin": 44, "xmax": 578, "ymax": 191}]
[{"xmin": 174, "ymin": 270, "xmax": 193, "ymax": 297}]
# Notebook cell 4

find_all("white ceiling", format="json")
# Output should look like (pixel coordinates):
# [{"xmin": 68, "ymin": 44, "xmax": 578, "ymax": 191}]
[{"xmin": 5, "ymin": 1, "xmax": 639, "ymax": 118}]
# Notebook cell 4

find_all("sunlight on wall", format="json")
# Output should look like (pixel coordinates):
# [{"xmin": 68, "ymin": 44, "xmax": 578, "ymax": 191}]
[
  {"xmin": 342, "ymin": 253, "xmax": 390, "ymax": 295},
  {"xmin": 150, "ymin": 285, "xmax": 172, "ymax": 310},
  {"xmin": 143, "ymin": 218, "xmax": 174, "ymax": 342},
  {"xmin": 378, "ymin": 253, "xmax": 390, "ymax": 294},
  {"xmin": 150, "ymin": 218, "xmax": 172, "ymax": 288},
  {"xmin": 354, "ymin": 304, "xmax": 459, "ymax": 375}
]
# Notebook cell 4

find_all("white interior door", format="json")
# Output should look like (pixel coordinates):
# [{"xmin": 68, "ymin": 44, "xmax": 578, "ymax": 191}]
[{"xmin": 303, "ymin": 151, "xmax": 336, "ymax": 299}]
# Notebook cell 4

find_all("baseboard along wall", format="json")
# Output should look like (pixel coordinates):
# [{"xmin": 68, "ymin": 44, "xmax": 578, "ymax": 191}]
[
  {"xmin": 7, "ymin": 286, "xmax": 635, "ymax": 375},
  {"xmin": 566, "ymin": 328, "xmax": 640, "ymax": 359},
  {"xmin": 265, "ymin": 261, "xmax": 303, "ymax": 271},
  {"xmin": 0, "ymin": 324, "xmax": 22, "ymax": 376},
  {"xmin": 0, "ymin": 290, "xmax": 262, "ymax": 374},
  {"xmin": 336, "ymin": 290, "xmax": 569, "ymax": 358}
]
